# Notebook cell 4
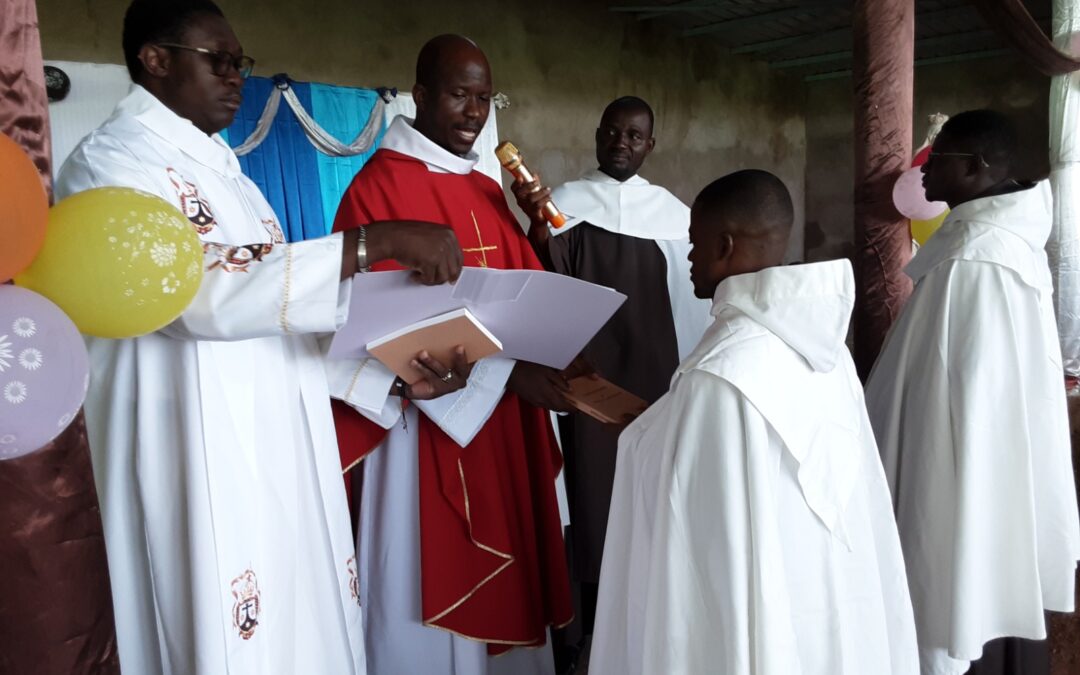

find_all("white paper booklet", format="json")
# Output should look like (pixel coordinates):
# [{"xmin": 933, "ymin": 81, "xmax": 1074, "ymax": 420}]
[{"xmin": 330, "ymin": 267, "xmax": 626, "ymax": 370}]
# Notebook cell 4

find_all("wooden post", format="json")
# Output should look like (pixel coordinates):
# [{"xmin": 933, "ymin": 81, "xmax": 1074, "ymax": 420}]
[{"xmin": 852, "ymin": 0, "xmax": 915, "ymax": 379}]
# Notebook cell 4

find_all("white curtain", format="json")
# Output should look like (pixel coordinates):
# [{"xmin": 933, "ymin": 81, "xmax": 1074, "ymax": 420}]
[
  {"xmin": 1050, "ymin": 0, "xmax": 1080, "ymax": 377},
  {"xmin": 45, "ymin": 61, "xmax": 131, "ymax": 176}
]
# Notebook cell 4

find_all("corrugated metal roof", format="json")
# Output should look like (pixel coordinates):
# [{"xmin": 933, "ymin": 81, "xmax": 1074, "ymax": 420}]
[{"xmin": 608, "ymin": 0, "xmax": 1050, "ymax": 80}]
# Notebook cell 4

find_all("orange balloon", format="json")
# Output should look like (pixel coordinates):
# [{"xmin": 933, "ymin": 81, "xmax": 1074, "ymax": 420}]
[{"xmin": 0, "ymin": 132, "xmax": 48, "ymax": 282}]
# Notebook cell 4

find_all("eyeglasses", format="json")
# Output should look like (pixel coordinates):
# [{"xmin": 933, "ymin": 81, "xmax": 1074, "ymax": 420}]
[
  {"xmin": 927, "ymin": 151, "xmax": 990, "ymax": 168},
  {"xmin": 157, "ymin": 43, "xmax": 255, "ymax": 79}
]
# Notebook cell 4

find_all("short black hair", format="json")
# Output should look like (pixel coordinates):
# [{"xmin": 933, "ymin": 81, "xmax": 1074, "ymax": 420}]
[
  {"xmin": 693, "ymin": 169, "xmax": 794, "ymax": 236},
  {"xmin": 939, "ymin": 109, "xmax": 1019, "ymax": 172},
  {"xmin": 122, "ymin": 0, "xmax": 225, "ymax": 81},
  {"xmin": 415, "ymin": 34, "xmax": 485, "ymax": 91},
  {"xmin": 602, "ymin": 96, "xmax": 655, "ymax": 135}
]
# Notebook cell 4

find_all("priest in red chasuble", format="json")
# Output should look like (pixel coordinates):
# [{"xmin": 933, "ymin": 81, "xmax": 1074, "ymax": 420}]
[{"xmin": 329, "ymin": 34, "xmax": 573, "ymax": 675}]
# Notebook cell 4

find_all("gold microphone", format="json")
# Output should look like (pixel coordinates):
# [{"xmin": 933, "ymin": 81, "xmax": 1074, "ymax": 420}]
[{"xmin": 495, "ymin": 141, "xmax": 567, "ymax": 228}]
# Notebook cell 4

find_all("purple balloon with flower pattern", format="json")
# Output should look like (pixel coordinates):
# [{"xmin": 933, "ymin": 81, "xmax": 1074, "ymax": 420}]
[{"xmin": 0, "ymin": 285, "xmax": 89, "ymax": 459}]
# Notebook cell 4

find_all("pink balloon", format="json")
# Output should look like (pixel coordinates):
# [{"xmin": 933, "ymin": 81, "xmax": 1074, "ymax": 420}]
[
  {"xmin": 0, "ymin": 285, "xmax": 89, "ymax": 460},
  {"xmin": 893, "ymin": 167, "xmax": 948, "ymax": 221}
]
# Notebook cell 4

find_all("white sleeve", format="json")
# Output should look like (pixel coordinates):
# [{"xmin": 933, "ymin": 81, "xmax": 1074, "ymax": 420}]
[
  {"xmin": 412, "ymin": 357, "xmax": 515, "ymax": 446},
  {"xmin": 163, "ymin": 236, "xmax": 347, "ymax": 340},
  {"xmin": 57, "ymin": 139, "xmax": 349, "ymax": 341},
  {"xmin": 324, "ymin": 348, "xmax": 402, "ymax": 430}
]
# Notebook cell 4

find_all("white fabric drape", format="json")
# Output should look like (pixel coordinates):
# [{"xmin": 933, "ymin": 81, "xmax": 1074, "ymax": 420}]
[
  {"xmin": 233, "ymin": 80, "xmax": 386, "ymax": 158},
  {"xmin": 1049, "ymin": 0, "xmax": 1080, "ymax": 377}
]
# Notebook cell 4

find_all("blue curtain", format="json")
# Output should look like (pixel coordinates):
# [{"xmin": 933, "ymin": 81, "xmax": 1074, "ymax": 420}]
[
  {"xmin": 310, "ymin": 83, "xmax": 387, "ymax": 231},
  {"xmin": 223, "ymin": 76, "xmax": 386, "ymax": 242}
]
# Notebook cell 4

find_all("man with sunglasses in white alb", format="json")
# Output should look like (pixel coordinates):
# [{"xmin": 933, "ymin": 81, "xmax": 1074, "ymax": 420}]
[
  {"xmin": 55, "ymin": 2, "xmax": 465, "ymax": 673},
  {"xmin": 866, "ymin": 110, "xmax": 1080, "ymax": 675}
]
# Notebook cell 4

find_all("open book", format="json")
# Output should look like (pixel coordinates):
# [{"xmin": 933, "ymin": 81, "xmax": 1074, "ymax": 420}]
[{"xmin": 367, "ymin": 307, "xmax": 503, "ymax": 385}]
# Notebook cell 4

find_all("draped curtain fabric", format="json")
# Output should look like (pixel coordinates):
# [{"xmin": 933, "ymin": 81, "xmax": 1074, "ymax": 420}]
[
  {"xmin": 228, "ymin": 77, "xmax": 329, "ymax": 241},
  {"xmin": 1050, "ymin": 0, "xmax": 1080, "ymax": 378},
  {"xmin": 970, "ymin": 0, "xmax": 1080, "ymax": 76},
  {"xmin": 224, "ymin": 76, "xmax": 387, "ymax": 241},
  {"xmin": 852, "ymin": 0, "xmax": 915, "ymax": 380},
  {"xmin": 972, "ymin": 0, "xmax": 1080, "ymax": 377},
  {"xmin": 0, "ymin": 2, "xmax": 119, "ymax": 673},
  {"xmin": 0, "ymin": 0, "xmax": 52, "ymax": 192}
]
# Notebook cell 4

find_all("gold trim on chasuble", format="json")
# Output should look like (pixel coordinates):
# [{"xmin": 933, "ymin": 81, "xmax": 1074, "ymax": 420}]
[{"xmin": 421, "ymin": 458, "xmax": 561, "ymax": 647}]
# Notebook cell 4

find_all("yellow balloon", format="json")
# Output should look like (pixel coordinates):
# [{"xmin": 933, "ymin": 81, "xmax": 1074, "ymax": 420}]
[
  {"xmin": 911, "ymin": 209, "xmax": 949, "ymax": 246},
  {"xmin": 16, "ymin": 187, "xmax": 204, "ymax": 338}
]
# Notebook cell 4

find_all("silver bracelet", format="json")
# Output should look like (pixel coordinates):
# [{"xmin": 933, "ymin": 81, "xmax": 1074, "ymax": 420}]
[{"xmin": 356, "ymin": 225, "xmax": 370, "ymax": 273}]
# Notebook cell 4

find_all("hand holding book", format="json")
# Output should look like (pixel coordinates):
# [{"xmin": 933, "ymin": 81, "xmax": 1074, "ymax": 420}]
[{"xmin": 398, "ymin": 347, "xmax": 473, "ymax": 401}]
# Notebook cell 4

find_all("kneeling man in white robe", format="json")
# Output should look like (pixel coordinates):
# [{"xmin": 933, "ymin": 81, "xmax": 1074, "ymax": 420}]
[{"xmin": 590, "ymin": 169, "xmax": 919, "ymax": 675}]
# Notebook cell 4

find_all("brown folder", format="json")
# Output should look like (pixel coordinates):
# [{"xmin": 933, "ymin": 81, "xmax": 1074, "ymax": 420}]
[
  {"xmin": 367, "ymin": 308, "xmax": 503, "ymax": 385},
  {"xmin": 564, "ymin": 376, "xmax": 649, "ymax": 426}
]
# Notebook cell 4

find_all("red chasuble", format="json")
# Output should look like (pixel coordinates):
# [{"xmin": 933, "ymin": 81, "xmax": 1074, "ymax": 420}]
[{"xmin": 332, "ymin": 148, "xmax": 573, "ymax": 654}]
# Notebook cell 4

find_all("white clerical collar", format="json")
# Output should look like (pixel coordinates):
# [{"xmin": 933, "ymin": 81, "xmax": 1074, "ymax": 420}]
[
  {"xmin": 116, "ymin": 84, "xmax": 241, "ymax": 177},
  {"xmin": 379, "ymin": 115, "xmax": 479, "ymax": 175},
  {"xmin": 581, "ymin": 168, "xmax": 649, "ymax": 187},
  {"xmin": 550, "ymin": 167, "xmax": 689, "ymax": 240}
]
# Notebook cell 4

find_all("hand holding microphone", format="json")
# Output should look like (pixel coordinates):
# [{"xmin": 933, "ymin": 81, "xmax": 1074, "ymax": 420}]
[{"xmin": 497, "ymin": 141, "xmax": 566, "ymax": 229}]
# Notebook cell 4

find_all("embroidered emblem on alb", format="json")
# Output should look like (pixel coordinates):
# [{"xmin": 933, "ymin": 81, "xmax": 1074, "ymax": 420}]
[
  {"xmin": 167, "ymin": 168, "xmax": 218, "ymax": 234},
  {"xmin": 231, "ymin": 568, "xmax": 261, "ymax": 640},
  {"xmin": 347, "ymin": 555, "xmax": 361, "ymax": 606},
  {"xmin": 262, "ymin": 219, "xmax": 286, "ymax": 244},
  {"xmin": 206, "ymin": 243, "xmax": 274, "ymax": 274}
]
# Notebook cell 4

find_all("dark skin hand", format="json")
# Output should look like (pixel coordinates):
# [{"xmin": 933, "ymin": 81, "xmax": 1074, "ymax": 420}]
[
  {"xmin": 339, "ymin": 221, "xmax": 463, "ymax": 283},
  {"xmin": 508, "ymin": 360, "xmax": 572, "ymax": 412},
  {"xmin": 394, "ymin": 346, "xmax": 474, "ymax": 400},
  {"xmin": 508, "ymin": 354, "xmax": 597, "ymax": 412},
  {"xmin": 511, "ymin": 176, "xmax": 556, "ymax": 271}
]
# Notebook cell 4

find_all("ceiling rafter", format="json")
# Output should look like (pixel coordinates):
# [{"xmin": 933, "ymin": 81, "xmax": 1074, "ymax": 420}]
[
  {"xmin": 766, "ymin": 28, "xmax": 1000, "ymax": 70},
  {"xmin": 682, "ymin": 0, "xmax": 850, "ymax": 38}
]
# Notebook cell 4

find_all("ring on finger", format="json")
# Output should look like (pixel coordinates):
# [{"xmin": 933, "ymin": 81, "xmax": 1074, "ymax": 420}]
[{"xmin": 440, "ymin": 371, "xmax": 454, "ymax": 383}]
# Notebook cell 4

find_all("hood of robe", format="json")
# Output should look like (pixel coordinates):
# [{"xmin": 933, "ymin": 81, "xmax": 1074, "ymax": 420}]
[
  {"xmin": 677, "ymin": 259, "xmax": 861, "ymax": 540},
  {"xmin": 708, "ymin": 259, "xmax": 855, "ymax": 373},
  {"xmin": 906, "ymin": 181, "xmax": 1053, "ymax": 290}
]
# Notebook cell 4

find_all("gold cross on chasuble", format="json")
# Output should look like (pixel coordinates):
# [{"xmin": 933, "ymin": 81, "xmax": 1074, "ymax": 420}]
[{"xmin": 462, "ymin": 211, "xmax": 498, "ymax": 268}]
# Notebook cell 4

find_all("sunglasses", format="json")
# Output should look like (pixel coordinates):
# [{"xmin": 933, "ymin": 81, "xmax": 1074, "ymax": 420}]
[
  {"xmin": 157, "ymin": 43, "xmax": 255, "ymax": 79},
  {"xmin": 927, "ymin": 152, "xmax": 990, "ymax": 168}
]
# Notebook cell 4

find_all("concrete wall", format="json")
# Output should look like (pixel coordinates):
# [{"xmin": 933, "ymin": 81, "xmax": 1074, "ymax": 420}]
[
  {"xmin": 804, "ymin": 55, "xmax": 1050, "ymax": 263},
  {"xmin": 36, "ymin": 0, "xmax": 808, "ymax": 259}
]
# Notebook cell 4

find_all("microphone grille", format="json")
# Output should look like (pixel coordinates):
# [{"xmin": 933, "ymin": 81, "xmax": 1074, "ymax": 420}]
[{"xmin": 494, "ymin": 141, "xmax": 520, "ymax": 167}]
